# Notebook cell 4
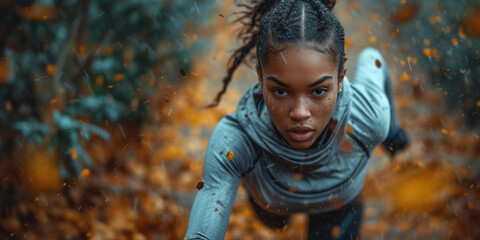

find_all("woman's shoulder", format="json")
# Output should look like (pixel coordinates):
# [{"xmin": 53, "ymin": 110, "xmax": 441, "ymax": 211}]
[
  {"xmin": 205, "ymin": 113, "xmax": 260, "ymax": 175},
  {"xmin": 212, "ymin": 113, "xmax": 252, "ymax": 142},
  {"xmin": 348, "ymin": 82, "xmax": 390, "ymax": 151}
]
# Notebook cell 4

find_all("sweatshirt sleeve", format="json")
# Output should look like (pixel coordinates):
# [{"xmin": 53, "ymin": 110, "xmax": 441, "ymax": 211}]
[{"xmin": 184, "ymin": 114, "xmax": 258, "ymax": 240}]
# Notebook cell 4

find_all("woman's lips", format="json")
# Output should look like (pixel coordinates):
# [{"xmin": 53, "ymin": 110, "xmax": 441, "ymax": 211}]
[
  {"xmin": 286, "ymin": 126, "xmax": 315, "ymax": 142},
  {"xmin": 287, "ymin": 130, "xmax": 315, "ymax": 142}
]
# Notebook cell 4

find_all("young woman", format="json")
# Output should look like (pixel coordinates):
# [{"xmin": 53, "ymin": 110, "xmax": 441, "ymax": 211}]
[{"xmin": 185, "ymin": 0, "xmax": 409, "ymax": 239}]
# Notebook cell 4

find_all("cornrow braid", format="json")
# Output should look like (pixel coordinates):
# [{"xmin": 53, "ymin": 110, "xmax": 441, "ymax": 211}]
[
  {"xmin": 206, "ymin": 0, "xmax": 281, "ymax": 108},
  {"xmin": 208, "ymin": 0, "xmax": 345, "ymax": 107}
]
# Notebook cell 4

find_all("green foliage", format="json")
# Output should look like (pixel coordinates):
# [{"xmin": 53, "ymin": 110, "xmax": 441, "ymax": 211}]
[{"xmin": 0, "ymin": 0, "xmax": 217, "ymax": 176}]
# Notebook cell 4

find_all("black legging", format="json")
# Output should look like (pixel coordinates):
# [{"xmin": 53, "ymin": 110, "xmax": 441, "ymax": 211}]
[{"xmin": 249, "ymin": 196, "xmax": 363, "ymax": 240}]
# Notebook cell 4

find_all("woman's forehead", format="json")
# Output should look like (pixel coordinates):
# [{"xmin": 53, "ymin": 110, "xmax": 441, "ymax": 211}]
[
  {"xmin": 261, "ymin": 42, "xmax": 338, "ymax": 67},
  {"xmin": 262, "ymin": 45, "xmax": 338, "ymax": 76}
]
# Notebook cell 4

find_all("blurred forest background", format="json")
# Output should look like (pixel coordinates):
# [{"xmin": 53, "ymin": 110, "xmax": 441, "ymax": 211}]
[{"xmin": 0, "ymin": 0, "xmax": 479, "ymax": 239}]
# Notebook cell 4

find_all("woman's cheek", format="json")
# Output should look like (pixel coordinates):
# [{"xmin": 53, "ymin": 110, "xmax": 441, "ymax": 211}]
[
  {"xmin": 314, "ymin": 95, "xmax": 336, "ymax": 116},
  {"xmin": 325, "ymin": 92, "xmax": 337, "ymax": 108}
]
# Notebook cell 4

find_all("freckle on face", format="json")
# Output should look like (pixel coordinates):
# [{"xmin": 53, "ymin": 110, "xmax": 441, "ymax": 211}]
[{"xmin": 259, "ymin": 45, "xmax": 342, "ymax": 149}]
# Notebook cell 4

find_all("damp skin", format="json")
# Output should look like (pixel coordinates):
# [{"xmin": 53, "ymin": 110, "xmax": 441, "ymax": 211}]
[{"xmin": 257, "ymin": 45, "xmax": 346, "ymax": 149}]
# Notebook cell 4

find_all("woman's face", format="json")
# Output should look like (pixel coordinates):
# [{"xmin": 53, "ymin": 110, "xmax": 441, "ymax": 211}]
[{"xmin": 258, "ymin": 45, "xmax": 346, "ymax": 149}]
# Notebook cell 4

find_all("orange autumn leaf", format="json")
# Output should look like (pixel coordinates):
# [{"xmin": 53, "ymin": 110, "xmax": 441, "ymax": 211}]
[
  {"xmin": 429, "ymin": 16, "xmax": 442, "ymax": 25},
  {"xmin": 68, "ymin": 148, "xmax": 78, "ymax": 160},
  {"xmin": 292, "ymin": 173, "xmax": 303, "ymax": 181},
  {"xmin": 459, "ymin": 26, "xmax": 467, "ymax": 39},
  {"xmin": 77, "ymin": 45, "xmax": 86, "ymax": 55},
  {"xmin": 5, "ymin": 101, "xmax": 12, "ymax": 112},
  {"xmin": 375, "ymin": 59, "xmax": 382, "ymax": 68},
  {"xmin": 22, "ymin": 145, "xmax": 60, "ymax": 193},
  {"xmin": 441, "ymin": 129, "xmax": 448, "ymax": 135},
  {"xmin": 103, "ymin": 46, "xmax": 115, "ymax": 56},
  {"xmin": 345, "ymin": 38, "xmax": 352, "ymax": 48},
  {"xmin": 227, "ymin": 150, "xmax": 234, "ymax": 161},
  {"xmin": 348, "ymin": 2, "xmax": 358, "ymax": 10},
  {"xmin": 331, "ymin": 226, "xmax": 341, "ymax": 238},
  {"xmin": 423, "ymin": 48, "xmax": 433, "ymax": 58},
  {"xmin": 81, "ymin": 168, "xmax": 90, "ymax": 178},
  {"xmin": 400, "ymin": 73, "xmax": 410, "ymax": 82},
  {"xmin": 114, "ymin": 73, "xmax": 124, "ymax": 81},
  {"xmin": 451, "ymin": 38, "xmax": 458, "ymax": 46},
  {"xmin": 46, "ymin": 64, "xmax": 56, "ymax": 75},
  {"xmin": 460, "ymin": 5, "xmax": 480, "ymax": 38},
  {"xmin": 341, "ymin": 139, "xmax": 353, "ymax": 153},
  {"xmin": 389, "ymin": 2, "xmax": 420, "ymax": 24},
  {"xmin": 424, "ymin": 38, "xmax": 431, "ymax": 46},
  {"xmin": 391, "ymin": 29, "xmax": 400, "ymax": 38},
  {"xmin": 95, "ymin": 75, "xmax": 104, "ymax": 86},
  {"xmin": 346, "ymin": 125, "xmax": 354, "ymax": 135},
  {"xmin": 16, "ymin": 5, "xmax": 58, "ymax": 21},
  {"xmin": 0, "ymin": 61, "xmax": 9, "ymax": 85}
]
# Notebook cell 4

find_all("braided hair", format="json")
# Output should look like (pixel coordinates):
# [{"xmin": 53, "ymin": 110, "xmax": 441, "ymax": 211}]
[{"xmin": 206, "ymin": 0, "xmax": 345, "ymax": 107}]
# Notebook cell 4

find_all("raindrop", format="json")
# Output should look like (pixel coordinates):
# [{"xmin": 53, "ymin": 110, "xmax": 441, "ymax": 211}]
[
  {"xmin": 280, "ymin": 52, "xmax": 287, "ymax": 64},
  {"xmin": 100, "ymin": 189, "xmax": 109, "ymax": 202},
  {"xmin": 194, "ymin": 1, "xmax": 200, "ymax": 14},
  {"xmin": 83, "ymin": 69, "xmax": 90, "ymax": 80},
  {"xmin": 117, "ymin": 123, "xmax": 126, "ymax": 140}
]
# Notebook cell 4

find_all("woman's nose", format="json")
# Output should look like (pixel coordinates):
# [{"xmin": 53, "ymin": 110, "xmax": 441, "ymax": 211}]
[{"xmin": 289, "ymin": 97, "xmax": 311, "ymax": 121}]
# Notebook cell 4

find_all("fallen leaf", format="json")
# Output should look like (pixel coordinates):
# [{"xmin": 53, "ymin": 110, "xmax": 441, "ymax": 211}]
[
  {"xmin": 227, "ymin": 150, "xmax": 234, "ymax": 161},
  {"xmin": 331, "ymin": 225, "xmax": 341, "ymax": 238},
  {"xmin": 180, "ymin": 68, "xmax": 187, "ymax": 77},
  {"xmin": 81, "ymin": 169, "xmax": 90, "ymax": 178},
  {"xmin": 389, "ymin": 2, "xmax": 420, "ymax": 24}
]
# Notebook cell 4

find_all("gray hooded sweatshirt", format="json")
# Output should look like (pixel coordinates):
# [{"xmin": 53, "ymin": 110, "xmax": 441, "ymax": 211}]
[{"xmin": 185, "ymin": 48, "xmax": 392, "ymax": 240}]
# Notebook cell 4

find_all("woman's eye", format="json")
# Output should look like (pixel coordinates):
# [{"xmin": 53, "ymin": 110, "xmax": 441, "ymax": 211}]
[
  {"xmin": 313, "ymin": 89, "xmax": 326, "ymax": 96},
  {"xmin": 273, "ymin": 89, "xmax": 288, "ymax": 96}
]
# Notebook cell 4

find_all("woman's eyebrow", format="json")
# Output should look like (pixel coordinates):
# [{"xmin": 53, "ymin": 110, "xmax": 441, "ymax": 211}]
[
  {"xmin": 266, "ymin": 76, "xmax": 290, "ymax": 87},
  {"xmin": 308, "ymin": 75, "xmax": 333, "ymax": 88}
]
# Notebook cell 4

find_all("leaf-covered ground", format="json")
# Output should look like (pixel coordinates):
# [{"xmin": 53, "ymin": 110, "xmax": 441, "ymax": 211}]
[{"xmin": 1, "ymin": 1, "xmax": 479, "ymax": 240}]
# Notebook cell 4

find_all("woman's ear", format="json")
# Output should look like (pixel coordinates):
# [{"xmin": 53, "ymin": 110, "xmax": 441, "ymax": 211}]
[
  {"xmin": 338, "ymin": 67, "xmax": 347, "ymax": 91},
  {"xmin": 256, "ymin": 64, "xmax": 263, "ymax": 90}
]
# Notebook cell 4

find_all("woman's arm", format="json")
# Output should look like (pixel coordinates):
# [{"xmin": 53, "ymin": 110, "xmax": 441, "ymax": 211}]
[
  {"xmin": 184, "ymin": 167, "xmax": 240, "ymax": 240},
  {"xmin": 184, "ymin": 115, "xmax": 258, "ymax": 240}
]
